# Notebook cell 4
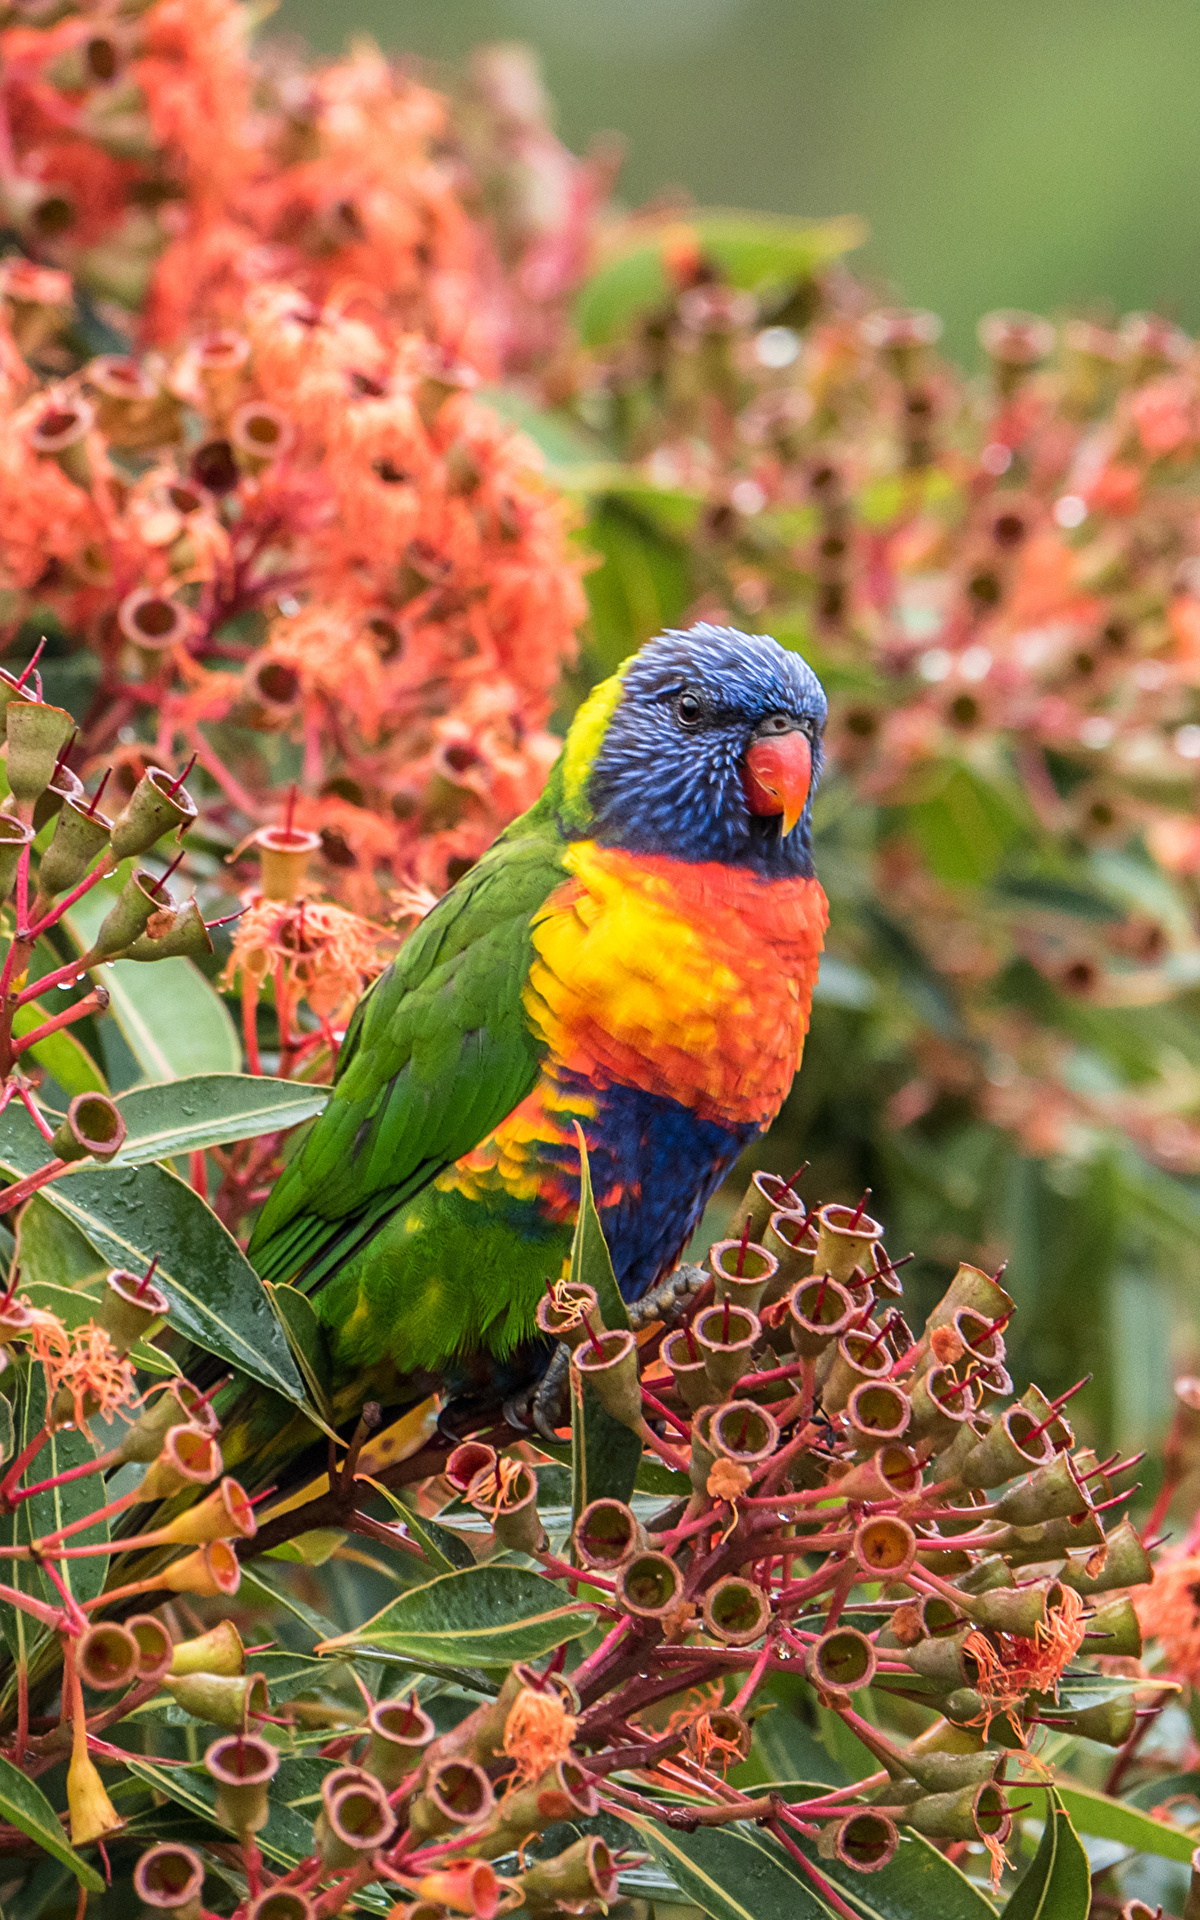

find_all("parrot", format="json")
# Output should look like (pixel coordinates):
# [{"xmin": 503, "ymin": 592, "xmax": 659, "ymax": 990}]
[{"xmin": 246, "ymin": 621, "xmax": 828, "ymax": 1444}]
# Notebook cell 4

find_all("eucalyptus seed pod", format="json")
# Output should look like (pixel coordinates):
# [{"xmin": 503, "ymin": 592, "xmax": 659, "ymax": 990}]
[
  {"xmin": 29, "ymin": 396, "xmax": 94, "ymax": 486},
  {"xmin": 812, "ymin": 1201, "xmax": 884, "ymax": 1281},
  {"xmin": 708, "ymin": 1398, "xmax": 779, "ymax": 1468},
  {"xmin": 247, "ymin": 1893, "xmax": 316, "ymax": 1920},
  {"xmin": 159, "ymin": 1541, "xmax": 242, "ymax": 1598},
  {"xmin": 703, "ymin": 1576, "xmax": 771, "ymax": 1647},
  {"xmin": 763, "ymin": 1206, "xmax": 816, "ymax": 1300},
  {"xmin": 5, "ymin": 700, "xmax": 75, "ymax": 804},
  {"xmin": 363, "ymin": 1698, "xmax": 435, "ymax": 1788},
  {"xmin": 694, "ymin": 1301, "xmax": 761, "ymax": 1395},
  {"xmin": 32, "ymin": 760, "xmax": 84, "ymax": 834},
  {"xmin": 908, "ymin": 1363, "xmax": 978, "ymax": 1450},
  {"xmin": 50, "ymin": 1092, "xmax": 126, "ymax": 1163},
  {"xmin": 903, "ymin": 1749, "xmax": 1004, "ymax": 1792},
  {"xmin": 960, "ymin": 1406, "xmax": 1056, "ymax": 1488},
  {"xmin": 170, "ymin": 1620, "xmax": 245, "ymax": 1678},
  {"xmin": 314, "ymin": 1767, "xmax": 395, "ymax": 1868},
  {"xmin": 615, "ymin": 1550, "xmax": 685, "ymax": 1624},
  {"xmin": 205, "ymin": 1732, "xmax": 278, "ymax": 1835},
  {"xmin": 109, "ymin": 767, "xmax": 197, "ymax": 860},
  {"xmin": 821, "ymin": 1810, "xmax": 898, "ymax": 1873},
  {"xmin": 253, "ymin": 823, "xmax": 321, "ymax": 899},
  {"xmin": 407, "ymin": 1757, "xmax": 494, "ymax": 1843},
  {"xmin": 481, "ymin": 1758, "xmax": 598, "ymax": 1854},
  {"xmin": 924, "ymin": 1261, "xmax": 1014, "ymax": 1338},
  {"xmin": 153, "ymin": 1476, "xmax": 255, "ymax": 1546},
  {"xmin": 133, "ymin": 1844, "xmax": 205, "ymax": 1919},
  {"xmin": 991, "ymin": 1451, "xmax": 1091, "ymax": 1525},
  {"xmin": 88, "ymin": 867, "xmax": 163, "ymax": 958},
  {"xmin": 535, "ymin": 1280, "xmax": 600, "ymax": 1348},
  {"xmin": 906, "ymin": 1780, "xmax": 1011, "ymax": 1846},
  {"xmin": 837, "ymin": 1444, "xmax": 921, "ymax": 1505},
  {"xmin": 1057, "ymin": 1518, "xmax": 1152, "ymax": 1593},
  {"xmin": 787, "ymin": 1274, "xmax": 855, "ymax": 1356},
  {"xmin": 35, "ymin": 795, "xmax": 112, "ymax": 898},
  {"xmin": 737, "ymin": 1167, "xmax": 805, "ymax": 1241},
  {"xmin": 138, "ymin": 1425, "xmax": 222, "ymax": 1499},
  {"xmin": 807, "ymin": 1626, "xmax": 877, "ymax": 1694},
  {"xmin": 489, "ymin": 1462, "xmax": 546, "ymax": 1553},
  {"xmin": 124, "ymin": 898, "xmax": 214, "ymax": 962},
  {"xmin": 905, "ymin": 1630, "xmax": 984, "ymax": 1688},
  {"xmin": 662, "ymin": 1324, "xmax": 712, "ymax": 1408},
  {"xmin": 516, "ymin": 1838, "xmax": 619, "ymax": 1915},
  {"xmin": 445, "ymin": 1440, "xmax": 497, "ymax": 1495},
  {"xmin": 846, "ymin": 1379, "xmax": 911, "ymax": 1449},
  {"xmin": 819, "ymin": 1326, "xmax": 892, "ymax": 1413},
  {"xmin": 1044, "ymin": 1693, "xmax": 1137, "ymax": 1746},
  {"xmin": 164, "ymin": 1670, "xmax": 267, "ymax": 1730},
  {"xmin": 0, "ymin": 667, "xmax": 35, "ymax": 737},
  {"xmin": 98, "ymin": 1266, "xmax": 169, "ymax": 1353},
  {"xmin": 77, "ymin": 1622, "xmax": 141, "ymax": 1691},
  {"xmin": 1086, "ymin": 1593, "xmax": 1143, "ymax": 1658},
  {"xmin": 854, "ymin": 1514, "xmax": 917, "ymax": 1579},
  {"xmin": 572, "ymin": 1327, "xmax": 642, "ymax": 1429},
  {"xmin": 708, "ymin": 1237, "xmax": 777, "ymax": 1312},
  {"xmin": 573, "ymin": 1498, "xmax": 644, "ymax": 1572},
  {"xmin": 127, "ymin": 1615, "xmax": 174, "ymax": 1682}
]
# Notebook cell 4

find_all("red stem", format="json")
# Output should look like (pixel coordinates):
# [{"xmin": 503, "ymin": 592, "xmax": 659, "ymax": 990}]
[{"xmin": 12, "ymin": 989, "xmax": 106, "ymax": 1057}]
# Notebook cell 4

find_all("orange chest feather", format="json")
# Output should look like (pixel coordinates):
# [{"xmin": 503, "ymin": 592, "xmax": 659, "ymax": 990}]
[{"xmin": 524, "ymin": 842, "xmax": 828, "ymax": 1128}]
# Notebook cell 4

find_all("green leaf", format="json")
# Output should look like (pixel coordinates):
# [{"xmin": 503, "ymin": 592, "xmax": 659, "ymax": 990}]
[
  {"xmin": 266, "ymin": 1281, "xmax": 333, "ymax": 1421},
  {"xmin": 632, "ymin": 1812, "xmax": 997, "ymax": 1920},
  {"xmin": 0, "ymin": 1104, "xmax": 303, "ymax": 1399},
  {"xmin": 65, "ymin": 880, "xmax": 238, "ymax": 1080},
  {"xmin": 575, "ymin": 209, "xmax": 864, "ymax": 345},
  {"xmin": 569, "ymin": 1128, "xmax": 641, "ymax": 1524},
  {"xmin": 236, "ymin": 1561, "xmax": 340, "ymax": 1645},
  {"xmin": 1002, "ymin": 1790, "xmax": 1090, "ymax": 1919},
  {"xmin": 1023, "ymin": 1780, "xmax": 1196, "ymax": 1864},
  {"xmin": 317, "ymin": 1564, "xmax": 596, "ymax": 1669},
  {"xmin": 365, "ymin": 1483, "xmax": 477, "ymax": 1574},
  {"xmin": 15, "ymin": 1194, "xmax": 106, "ymax": 1290},
  {"xmin": 0, "ymin": 1753, "xmax": 104, "ymax": 1892},
  {"xmin": 109, "ymin": 1074, "xmax": 328, "ymax": 1167},
  {"xmin": 12, "ymin": 1000, "xmax": 107, "ymax": 1096}
]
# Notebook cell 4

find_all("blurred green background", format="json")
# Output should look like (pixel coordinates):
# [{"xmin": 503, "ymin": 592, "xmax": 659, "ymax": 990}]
[{"xmin": 275, "ymin": 0, "xmax": 1200, "ymax": 357}]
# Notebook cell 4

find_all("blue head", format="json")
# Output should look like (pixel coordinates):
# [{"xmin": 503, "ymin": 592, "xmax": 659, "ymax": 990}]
[{"xmin": 557, "ymin": 623, "xmax": 827, "ymax": 876}]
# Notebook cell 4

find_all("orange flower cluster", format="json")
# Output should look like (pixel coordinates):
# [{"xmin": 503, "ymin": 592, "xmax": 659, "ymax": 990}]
[
  {"xmin": 0, "ymin": 6, "xmax": 590, "ymax": 929},
  {"xmin": 29, "ymin": 1311, "xmax": 138, "ymax": 1435}
]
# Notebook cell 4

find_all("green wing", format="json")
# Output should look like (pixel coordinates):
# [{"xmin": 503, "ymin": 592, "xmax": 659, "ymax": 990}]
[{"xmin": 249, "ymin": 796, "xmax": 568, "ymax": 1291}]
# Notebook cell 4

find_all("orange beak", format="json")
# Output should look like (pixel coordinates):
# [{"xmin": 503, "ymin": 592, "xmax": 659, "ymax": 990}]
[{"xmin": 742, "ymin": 730, "xmax": 812, "ymax": 836}]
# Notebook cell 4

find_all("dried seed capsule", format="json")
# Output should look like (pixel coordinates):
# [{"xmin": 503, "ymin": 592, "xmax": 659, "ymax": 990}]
[
  {"xmin": 109, "ymin": 768, "xmax": 197, "ymax": 861},
  {"xmin": 960, "ymin": 1406, "xmax": 1056, "ymax": 1488},
  {"xmin": 488, "ymin": 1462, "xmax": 546, "ymax": 1554},
  {"xmin": 5, "ymin": 701, "xmax": 75, "ymax": 804},
  {"xmin": 139, "ymin": 1425, "xmax": 222, "ymax": 1499},
  {"xmin": 907, "ymin": 1780, "xmax": 1011, "ymax": 1846},
  {"xmin": 854, "ymin": 1514, "xmax": 916, "ymax": 1579},
  {"xmin": 517, "ymin": 1837, "xmax": 619, "ymax": 1915},
  {"xmin": 50, "ymin": 1092, "xmax": 126, "ymax": 1164},
  {"xmin": 812, "ymin": 1202, "xmax": 883, "ymax": 1282},
  {"xmin": 662, "ymin": 1325, "xmax": 712, "ymax": 1409},
  {"xmin": 253, "ymin": 823, "xmax": 321, "ymax": 899},
  {"xmin": 535, "ymin": 1280, "xmax": 601, "ymax": 1347},
  {"xmin": 34, "ymin": 796, "xmax": 110, "ymax": 899},
  {"xmin": 154, "ymin": 1476, "xmax": 255, "ymax": 1546},
  {"xmin": 807, "ymin": 1627, "xmax": 877, "ymax": 1694},
  {"xmin": 615, "ymin": 1550, "xmax": 684, "ymax": 1623},
  {"xmin": 703, "ymin": 1576, "xmax": 771, "ymax": 1647},
  {"xmin": 98, "ymin": 1266, "xmax": 169, "ymax": 1353},
  {"xmin": 787, "ymin": 1274, "xmax": 855, "ymax": 1356},
  {"xmin": 708, "ymin": 1237, "xmax": 777, "ymax": 1311},
  {"xmin": 1057, "ymin": 1518, "xmax": 1152, "ymax": 1593},
  {"xmin": 124, "ymin": 898, "xmax": 214, "ymax": 962},
  {"xmin": 88, "ymin": 868, "xmax": 164, "ymax": 958},
  {"xmin": 1087, "ymin": 1593, "xmax": 1143, "ymax": 1658},
  {"xmin": 133, "ymin": 1844, "xmax": 205, "ymax": 1919},
  {"xmin": 77, "ymin": 1622, "xmax": 141, "ymax": 1691},
  {"xmin": 363, "ymin": 1698, "xmax": 435, "ymax": 1789},
  {"xmin": 127, "ymin": 1614, "xmax": 175, "ymax": 1682},
  {"xmin": 694, "ymin": 1301, "xmax": 761, "ymax": 1396},
  {"xmin": 572, "ymin": 1327, "xmax": 642, "ymax": 1429},
  {"xmin": 846, "ymin": 1379, "xmax": 911, "ymax": 1448},
  {"xmin": 573, "ymin": 1498, "xmax": 643, "ymax": 1572},
  {"xmin": 165, "ymin": 1670, "xmax": 267, "ymax": 1730},
  {"xmin": 159, "ymin": 1541, "xmax": 241, "ymax": 1598},
  {"xmin": 824, "ymin": 1809, "xmax": 898, "ymax": 1873},
  {"xmin": 407, "ymin": 1757, "xmax": 494, "ymax": 1842},
  {"xmin": 205, "ymin": 1732, "xmax": 278, "ymax": 1834}
]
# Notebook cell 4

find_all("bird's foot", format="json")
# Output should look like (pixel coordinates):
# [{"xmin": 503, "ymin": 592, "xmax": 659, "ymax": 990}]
[
  {"xmin": 626, "ymin": 1261, "xmax": 708, "ymax": 1332},
  {"xmin": 505, "ymin": 1264, "xmax": 709, "ymax": 1441}
]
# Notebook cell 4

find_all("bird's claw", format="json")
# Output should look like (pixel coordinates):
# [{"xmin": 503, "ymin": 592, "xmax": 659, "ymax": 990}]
[{"xmin": 507, "ymin": 1264, "xmax": 708, "ymax": 1440}]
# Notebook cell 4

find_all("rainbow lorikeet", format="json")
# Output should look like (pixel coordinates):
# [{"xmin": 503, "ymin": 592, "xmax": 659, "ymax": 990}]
[{"xmin": 249, "ymin": 623, "xmax": 828, "ymax": 1424}]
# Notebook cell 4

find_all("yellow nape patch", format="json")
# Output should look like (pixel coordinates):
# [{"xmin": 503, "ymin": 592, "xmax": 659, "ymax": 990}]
[{"xmin": 560, "ymin": 661, "xmax": 629, "ymax": 824}]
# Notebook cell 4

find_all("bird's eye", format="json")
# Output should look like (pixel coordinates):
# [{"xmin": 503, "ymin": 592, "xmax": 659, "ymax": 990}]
[
  {"xmin": 759, "ymin": 712, "xmax": 795, "ymax": 735},
  {"xmin": 674, "ymin": 690, "xmax": 705, "ymax": 730}
]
